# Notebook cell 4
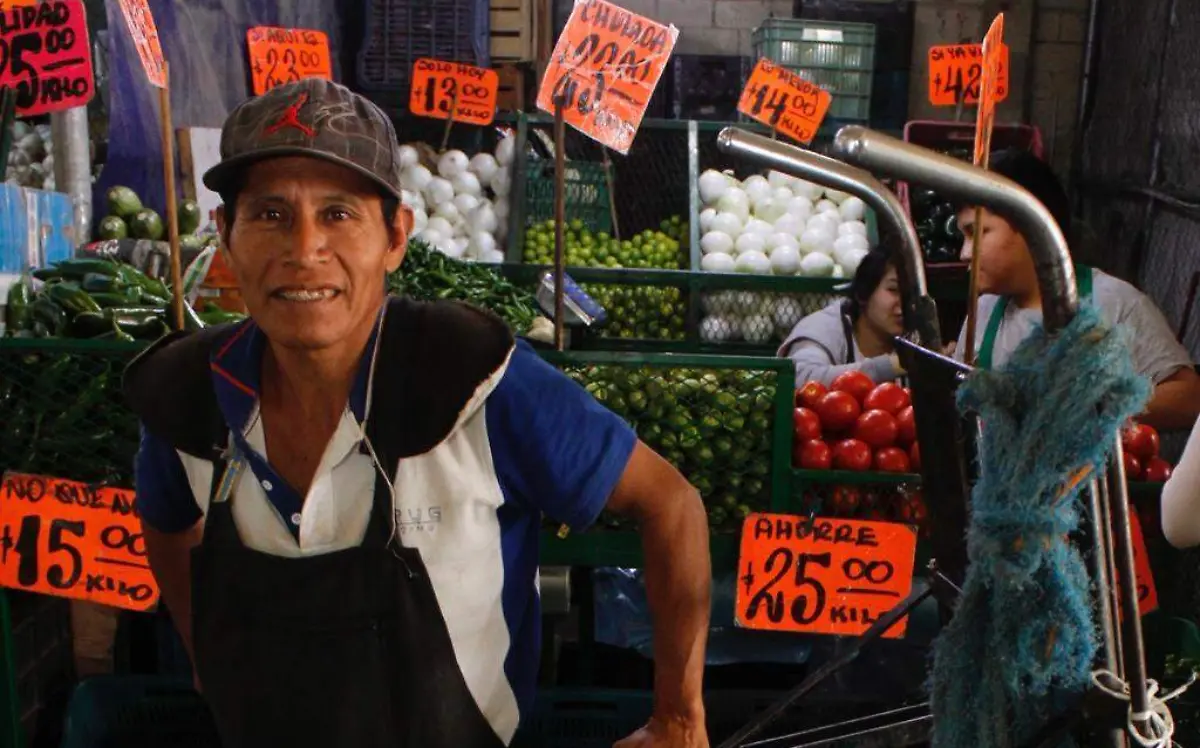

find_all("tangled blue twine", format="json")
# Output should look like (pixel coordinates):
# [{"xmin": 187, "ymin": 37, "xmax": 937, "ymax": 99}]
[{"xmin": 930, "ymin": 306, "xmax": 1151, "ymax": 748}]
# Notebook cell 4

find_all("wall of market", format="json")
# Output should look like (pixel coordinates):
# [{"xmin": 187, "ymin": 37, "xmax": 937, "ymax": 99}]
[{"xmin": 570, "ymin": 0, "xmax": 1089, "ymax": 181}]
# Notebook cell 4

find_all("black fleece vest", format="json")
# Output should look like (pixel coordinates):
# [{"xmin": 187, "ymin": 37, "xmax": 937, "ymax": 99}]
[{"xmin": 122, "ymin": 297, "xmax": 516, "ymax": 466}]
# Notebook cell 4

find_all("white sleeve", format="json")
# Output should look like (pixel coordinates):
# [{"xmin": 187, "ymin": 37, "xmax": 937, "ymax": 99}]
[{"xmin": 1161, "ymin": 416, "xmax": 1200, "ymax": 548}]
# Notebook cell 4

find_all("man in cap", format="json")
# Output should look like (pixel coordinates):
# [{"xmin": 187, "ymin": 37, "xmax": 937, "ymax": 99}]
[
  {"xmin": 126, "ymin": 79, "xmax": 710, "ymax": 748},
  {"xmin": 954, "ymin": 148, "xmax": 1200, "ymax": 431}
]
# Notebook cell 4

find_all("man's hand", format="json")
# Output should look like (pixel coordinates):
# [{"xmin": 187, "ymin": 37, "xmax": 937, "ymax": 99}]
[{"xmin": 614, "ymin": 714, "xmax": 709, "ymax": 748}]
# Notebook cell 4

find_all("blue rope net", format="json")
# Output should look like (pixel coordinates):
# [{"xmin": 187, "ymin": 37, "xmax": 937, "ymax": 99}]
[{"xmin": 930, "ymin": 306, "xmax": 1152, "ymax": 748}]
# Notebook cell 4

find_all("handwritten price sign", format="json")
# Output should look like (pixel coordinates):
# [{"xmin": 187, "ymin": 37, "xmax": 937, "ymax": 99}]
[
  {"xmin": 735, "ymin": 514, "xmax": 917, "ymax": 638},
  {"xmin": 410, "ymin": 58, "xmax": 498, "ymax": 126},
  {"xmin": 0, "ymin": 0, "xmax": 94, "ymax": 116},
  {"xmin": 246, "ymin": 26, "xmax": 332, "ymax": 95},
  {"xmin": 737, "ymin": 58, "xmax": 832, "ymax": 145},
  {"xmin": 0, "ymin": 473, "xmax": 159, "ymax": 612},
  {"xmin": 1129, "ymin": 510, "xmax": 1159, "ymax": 617},
  {"xmin": 537, "ymin": 0, "xmax": 677, "ymax": 154},
  {"xmin": 116, "ymin": 0, "xmax": 165, "ymax": 88},
  {"xmin": 928, "ymin": 42, "xmax": 1009, "ymax": 107}
]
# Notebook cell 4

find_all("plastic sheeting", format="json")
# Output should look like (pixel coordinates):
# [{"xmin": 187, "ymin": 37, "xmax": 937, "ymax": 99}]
[{"xmin": 94, "ymin": 0, "xmax": 345, "ymax": 222}]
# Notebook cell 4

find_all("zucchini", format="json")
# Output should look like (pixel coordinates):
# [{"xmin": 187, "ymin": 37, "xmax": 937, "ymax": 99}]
[
  {"xmin": 53, "ymin": 258, "xmax": 121, "ymax": 279},
  {"xmin": 46, "ymin": 282, "xmax": 101, "ymax": 315},
  {"xmin": 66, "ymin": 311, "xmax": 112, "ymax": 339},
  {"xmin": 81, "ymin": 273, "xmax": 123, "ymax": 294}
]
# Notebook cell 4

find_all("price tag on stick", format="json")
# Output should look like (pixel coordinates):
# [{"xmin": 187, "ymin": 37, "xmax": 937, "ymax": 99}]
[
  {"xmin": 928, "ymin": 42, "xmax": 1009, "ymax": 108},
  {"xmin": 738, "ymin": 58, "xmax": 832, "ymax": 145},
  {"xmin": 246, "ymin": 26, "xmax": 332, "ymax": 95},
  {"xmin": 536, "ymin": 0, "xmax": 678, "ymax": 154},
  {"xmin": 0, "ymin": 0, "xmax": 95, "ymax": 116},
  {"xmin": 116, "ymin": 0, "xmax": 165, "ymax": 88},
  {"xmin": 1129, "ymin": 510, "xmax": 1159, "ymax": 617},
  {"xmin": 0, "ymin": 474, "xmax": 160, "ymax": 612},
  {"xmin": 410, "ymin": 58, "xmax": 498, "ymax": 126},
  {"xmin": 735, "ymin": 513, "xmax": 917, "ymax": 638}
]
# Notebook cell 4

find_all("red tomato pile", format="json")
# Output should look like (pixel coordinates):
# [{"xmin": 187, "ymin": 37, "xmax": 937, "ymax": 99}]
[
  {"xmin": 792, "ymin": 372, "xmax": 921, "ymax": 474},
  {"xmin": 1121, "ymin": 422, "xmax": 1173, "ymax": 482},
  {"xmin": 800, "ymin": 485, "xmax": 931, "ymax": 536}
]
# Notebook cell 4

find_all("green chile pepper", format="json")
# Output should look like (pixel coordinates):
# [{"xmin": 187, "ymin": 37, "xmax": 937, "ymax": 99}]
[{"xmin": 4, "ymin": 277, "xmax": 31, "ymax": 332}]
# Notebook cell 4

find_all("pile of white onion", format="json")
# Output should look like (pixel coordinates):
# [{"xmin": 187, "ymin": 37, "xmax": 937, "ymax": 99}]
[
  {"xmin": 697, "ymin": 168, "xmax": 873, "ymax": 278},
  {"xmin": 399, "ymin": 134, "xmax": 516, "ymax": 263}
]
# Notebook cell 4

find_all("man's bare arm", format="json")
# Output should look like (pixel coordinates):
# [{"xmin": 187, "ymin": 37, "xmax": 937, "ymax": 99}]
[
  {"xmin": 1141, "ymin": 367, "xmax": 1200, "ymax": 432},
  {"xmin": 144, "ymin": 521, "xmax": 204, "ymax": 666},
  {"xmin": 607, "ymin": 441, "xmax": 710, "ymax": 744}
]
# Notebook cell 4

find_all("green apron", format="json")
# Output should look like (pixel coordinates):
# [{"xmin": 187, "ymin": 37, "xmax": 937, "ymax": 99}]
[{"xmin": 977, "ymin": 264, "xmax": 1094, "ymax": 370}]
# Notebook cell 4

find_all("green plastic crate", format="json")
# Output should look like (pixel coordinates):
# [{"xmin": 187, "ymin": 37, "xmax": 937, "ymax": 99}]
[
  {"xmin": 752, "ymin": 19, "xmax": 877, "ymax": 123},
  {"xmin": 0, "ymin": 338, "xmax": 144, "ymax": 487},
  {"xmin": 523, "ymin": 158, "xmax": 613, "ymax": 235},
  {"xmin": 541, "ymin": 350, "xmax": 794, "ymax": 541}
]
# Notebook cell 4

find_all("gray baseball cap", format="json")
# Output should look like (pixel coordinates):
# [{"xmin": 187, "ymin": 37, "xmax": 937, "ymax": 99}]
[{"xmin": 203, "ymin": 79, "xmax": 403, "ymax": 199}]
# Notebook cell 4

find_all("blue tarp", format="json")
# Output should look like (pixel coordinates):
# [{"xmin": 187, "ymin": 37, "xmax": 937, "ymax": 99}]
[{"xmin": 95, "ymin": 0, "xmax": 345, "ymax": 220}]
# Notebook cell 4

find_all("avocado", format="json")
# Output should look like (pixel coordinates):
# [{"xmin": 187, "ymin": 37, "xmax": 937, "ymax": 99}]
[
  {"xmin": 129, "ymin": 209, "xmax": 164, "ymax": 241},
  {"xmin": 106, "ymin": 186, "xmax": 143, "ymax": 219},
  {"xmin": 178, "ymin": 199, "xmax": 202, "ymax": 235},
  {"xmin": 180, "ymin": 233, "xmax": 204, "ymax": 253},
  {"xmin": 97, "ymin": 215, "xmax": 128, "ymax": 240}
]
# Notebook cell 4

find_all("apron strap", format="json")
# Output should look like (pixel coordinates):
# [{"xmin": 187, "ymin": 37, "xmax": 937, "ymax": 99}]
[{"xmin": 977, "ymin": 264, "xmax": 1095, "ymax": 371}]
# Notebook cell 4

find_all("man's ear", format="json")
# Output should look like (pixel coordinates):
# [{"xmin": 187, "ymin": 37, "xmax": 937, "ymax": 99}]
[
  {"xmin": 385, "ymin": 204, "xmax": 413, "ymax": 274},
  {"xmin": 215, "ymin": 205, "xmax": 231, "ymax": 249}
]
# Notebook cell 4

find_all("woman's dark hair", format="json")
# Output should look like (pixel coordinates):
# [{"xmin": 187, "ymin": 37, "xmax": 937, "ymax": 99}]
[{"xmin": 842, "ymin": 246, "xmax": 896, "ymax": 322}]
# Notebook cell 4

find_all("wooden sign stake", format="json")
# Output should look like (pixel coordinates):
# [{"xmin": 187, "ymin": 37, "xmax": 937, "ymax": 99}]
[
  {"xmin": 553, "ymin": 103, "xmax": 566, "ymax": 352},
  {"xmin": 440, "ymin": 88, "xmax": 461, "ymax": 153},
  {"xmin": 157, "ymin": 62, "xmax": 184, "ymax": 331},
  {"xmin": 601, "ymin": 146, "xmax": 620, "ymax": 242}
]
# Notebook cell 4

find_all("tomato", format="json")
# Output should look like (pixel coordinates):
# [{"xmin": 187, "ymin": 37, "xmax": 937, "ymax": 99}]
[
  {"xmin": 832, "ymin": 438, "xmax": 873, "ymax": 471},
  {"xmin": 794, "ymin": 439, "xmax": 832, "ymax": 470},
  {"xmin": 896, "ymin": 406, "xmax": 917, "ymax": 446},
  {"xmin": 1143, "ymin": 457, "xmax": 1173, "ymax": 483},
  {"xmin": 909, "ymin": 441, "xmax": 921, "ymax": 471},
  {"xmin": 831, "ymin": 370, "xmax": 875, "ymax": 404},
  {"xmin": 829, "ymin": 485, "xmax": 862, "ymax": 515},
  {"xmin": 854, "ymin": 409, "xmax": 899, "ymax": 448},
  {"xmin": 793, "ymin": 407, "xmax": 822, "ymax": 442},
  {"xmin": 815, "ymin": 391, "xmax": 862, "ymax": 434},
  {"xmin": 1123, "ymin": 451, "xmax": 1143, "ymax": 481},
  {"xmin": 864, "ymin": 382, "xmax": 911, "ymax": 415},
  {"xmin": 1122, "ymin": 422, "xmax": 1160, "ymax": 460},
  {"xmin": 874, "ymin": 446, "xmax": 911, "ymax": 474},
  {"xmin": 796, "ymin": 380, "xmax": 828, "ymax": 409}
]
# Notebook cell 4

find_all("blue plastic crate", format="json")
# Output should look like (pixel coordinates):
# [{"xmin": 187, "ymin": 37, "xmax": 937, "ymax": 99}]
[
  {"xmin": 356, "ymin": 0, "xmax": 490, "ymax": 94},
  {"xmin": 59, "ymin": 676, "xmax": 220, "ymax": 748}
]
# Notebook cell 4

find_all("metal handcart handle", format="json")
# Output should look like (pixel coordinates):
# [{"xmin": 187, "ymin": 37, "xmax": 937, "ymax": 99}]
[
  {"xmin": 715, "ymin": 128, "xmax": 941, "ymax": 350},
  {"xmin": 831, "ymin": 126, "xmax": 1150, "ymax": 746}
]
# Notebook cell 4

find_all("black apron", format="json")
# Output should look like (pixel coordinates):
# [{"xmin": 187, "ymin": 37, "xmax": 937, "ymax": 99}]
[{"xmin": 124, "ymin": 297, "xmax": 517, "ymax": 748}]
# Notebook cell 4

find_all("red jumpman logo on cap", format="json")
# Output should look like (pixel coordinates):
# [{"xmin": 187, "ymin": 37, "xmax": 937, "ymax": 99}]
[{"xmin": 264, "ymin": 92, "xmax": 316, "ymax": 137}]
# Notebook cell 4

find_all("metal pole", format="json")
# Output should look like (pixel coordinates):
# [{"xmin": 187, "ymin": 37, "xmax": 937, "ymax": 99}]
[
  {"xmin": 49, "ymin": 106, "xmax": 93, "ymax": 250},
  {"xmin": 715, "ymin": 127, "xmax": 941, "ymax": 349},
  {"xmin": 1088, "ymin": 477, "xmax": 1130, "ymax": 748},
  {"xmin": 1106, "ymin": 441, "xmax": 1154, "ymax": 740},
  {"xmin": 552, "ymin": 105, "xmax": 566, "ymax": 351}
]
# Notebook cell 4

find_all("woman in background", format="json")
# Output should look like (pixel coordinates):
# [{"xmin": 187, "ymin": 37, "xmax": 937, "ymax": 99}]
[{"xmin": 778, "ymin": 247, "xmax": 905, "ymax": 387}]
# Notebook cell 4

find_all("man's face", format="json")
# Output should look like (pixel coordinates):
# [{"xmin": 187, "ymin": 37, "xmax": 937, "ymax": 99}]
[
  {"xmin": 957, "ymin": 206, "xmax": 1036, "ymax": 297},
  {"xmin": 217, "ymin": 156, "xmax": 411, "ymax": 351}
]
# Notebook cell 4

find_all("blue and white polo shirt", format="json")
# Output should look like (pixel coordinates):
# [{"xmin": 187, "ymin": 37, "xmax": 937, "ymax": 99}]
[{"xmin": 134, "ymin": 320, "xmax": 637, "ymax": 743}]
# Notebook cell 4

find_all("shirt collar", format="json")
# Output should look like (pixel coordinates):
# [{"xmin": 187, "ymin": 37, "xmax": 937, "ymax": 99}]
[{"xmin": 208, "ymin": 309, "xmax": 382, "ymax": 437}]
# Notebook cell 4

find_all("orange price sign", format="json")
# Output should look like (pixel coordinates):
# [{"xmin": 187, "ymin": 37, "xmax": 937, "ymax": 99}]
[
  {"xmin": 927, "ymin": 42, "xmax": 1009, "ymax": 108},
  {"xmin": 0, "ymin": 0, "xmax": 95, "ymax": 116},
  {"xmin": 116, "ymin": 0, "xmax": 165, "ymax": 88},
  {"xmin": 735, "ymin": 513, "xmax": 917, "ymax": 638},
  {"xmin": 536, "ymin": 0, "xmax": 678, "ymax": 154},
  {"xmin": 410, "ymin": 58, "xmax": 498, "ymax": 126},
  {"xmin": 737, "ymin": 58, "xmax": 832, "ymax": 145},
  {"xmin": 1129, "ymin": 510, "xmax": 1159, "ymax": 617},
  {"xmin": 0, "ymin": 473, "xmax": 159, "ymax": 612},
  {"xmin": 973, "ymin": 15, "xmax": 1005, "ymax": 167},
  {"xmin": 246, "ymin": 26, "xmax": 332, "ymax": 96}
]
